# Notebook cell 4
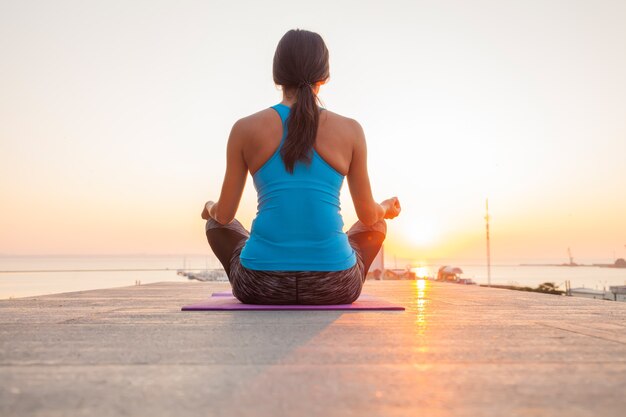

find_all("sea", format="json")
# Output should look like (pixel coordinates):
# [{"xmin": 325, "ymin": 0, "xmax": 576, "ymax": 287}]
[{"xmin": 1, "ymin": 255, "xmax": 625, "ymax": 300}]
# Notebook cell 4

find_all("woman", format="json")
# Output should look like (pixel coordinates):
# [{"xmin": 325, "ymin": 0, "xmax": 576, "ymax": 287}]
[{"xmin": 201, "ymin": 29, "xmax": 401, "ymax": 305}]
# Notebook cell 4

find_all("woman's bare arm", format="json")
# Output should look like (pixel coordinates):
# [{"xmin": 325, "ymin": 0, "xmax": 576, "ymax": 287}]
[
  {"xmin": 346, "ymin": 120, "xmax": 400, "ymax": 226},
  {"xmin": 201, "ymin": 120, "xmax": 248, "ymax": 225}
]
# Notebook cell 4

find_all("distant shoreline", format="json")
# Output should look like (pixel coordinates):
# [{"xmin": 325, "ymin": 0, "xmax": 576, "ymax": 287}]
[
  {"xmin": 519, "ymin": 264, "xmax": 626, "ymax": 269},
  {"xmin": 0, "ymin": 268, "xmax": 209, "ymax": 274}
]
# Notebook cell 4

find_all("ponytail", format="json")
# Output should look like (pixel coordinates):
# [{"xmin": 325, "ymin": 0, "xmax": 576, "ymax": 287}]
[
  {"xmin": 272, "ymin": 29, "xmax": 330, "ymax": 174},
  {"xmin": 280, "ymin": 82, "xmax": 322, "ymax": 173}
]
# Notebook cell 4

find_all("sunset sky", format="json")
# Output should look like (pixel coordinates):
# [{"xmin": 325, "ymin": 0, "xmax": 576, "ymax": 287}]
[{"xmin": 1, "ymin": 0, "xmax": 625, "ymax": 264}]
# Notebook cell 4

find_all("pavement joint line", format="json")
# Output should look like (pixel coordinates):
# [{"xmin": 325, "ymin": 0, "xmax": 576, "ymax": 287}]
[{"xmin": 536, "ymin": 321, "xmax": 626, "ymax": 345}]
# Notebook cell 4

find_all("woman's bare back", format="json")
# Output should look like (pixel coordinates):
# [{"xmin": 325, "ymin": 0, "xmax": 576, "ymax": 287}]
[{"xmin": 241, "ymin": 106, "xmax": 356, "ymax": 176}]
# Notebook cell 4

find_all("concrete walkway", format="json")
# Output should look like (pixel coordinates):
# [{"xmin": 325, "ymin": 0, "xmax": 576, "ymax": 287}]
[{"xmin": 1, "ymin": 280, "xmax": 625, "ymax": 417}]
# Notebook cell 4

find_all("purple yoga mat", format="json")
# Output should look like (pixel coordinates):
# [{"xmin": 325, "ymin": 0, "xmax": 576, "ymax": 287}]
[{"xmin": 181, "ymin": 291, "xmax": 405, "ymax": 311}]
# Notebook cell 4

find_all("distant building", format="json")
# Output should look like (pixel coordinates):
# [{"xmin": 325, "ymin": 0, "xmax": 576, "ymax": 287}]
[
  {"xmin": 383, "ymin": 268, "xmax": 416, "ymax": 280},
  {"xmin": 436, "ymin": 266, "xmax": 463, "ymax": 282}
]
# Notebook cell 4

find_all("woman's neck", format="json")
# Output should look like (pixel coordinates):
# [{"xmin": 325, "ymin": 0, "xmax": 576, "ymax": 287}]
[
  {"xmin": 280, "ymin": 98, "xmax": 296, "ymax": 107},
  {"xmin": 281, "ymin": 90, "xmax": 297, "ymax": 107},
  {"xmin": 280, "ymin": 85, "xmax": 321, "ymax": 107}
]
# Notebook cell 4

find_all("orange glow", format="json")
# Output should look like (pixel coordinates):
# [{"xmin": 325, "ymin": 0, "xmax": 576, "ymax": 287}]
[
  {"xmin": 414, "ymin": 279, "xmax": 428, "ymax": 341},
  {"xmin": 403, "ymin": 218, "xmax": 439, "ymax": 247},
  {"xmin": 413, "ymin": 267, "xmax": 431, "ymax": 279}
]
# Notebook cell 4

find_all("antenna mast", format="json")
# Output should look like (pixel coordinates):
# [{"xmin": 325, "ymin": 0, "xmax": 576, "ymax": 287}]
[
  {"xmin": 485, "ymin": 199, "xmax": 491, "ymax": 287},
  {"xmin": 568, "ymin": 247, "xmax": 574, "ymax": 266}
]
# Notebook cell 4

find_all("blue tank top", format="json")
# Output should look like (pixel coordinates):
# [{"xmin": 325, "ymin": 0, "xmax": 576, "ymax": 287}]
[{"xmin": 239, "ymin": 103, "xmax": 357, "ymax": 271}]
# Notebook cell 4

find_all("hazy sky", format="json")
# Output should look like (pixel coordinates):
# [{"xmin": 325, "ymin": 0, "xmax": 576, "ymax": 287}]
[{"xmin": 1, "ymin": 0, "xmax": 625, "ymax": 263}]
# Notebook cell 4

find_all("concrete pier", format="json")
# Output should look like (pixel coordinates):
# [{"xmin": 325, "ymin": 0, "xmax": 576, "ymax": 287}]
[{"xmin": 1, "ymin": 280, "xmax": 625, "ymax": 416}]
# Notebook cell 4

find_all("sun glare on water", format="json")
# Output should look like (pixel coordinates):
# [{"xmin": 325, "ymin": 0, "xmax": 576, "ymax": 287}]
[{"xmin": 412, "ymin": 266, "xmax": 431, "ymax": 279}]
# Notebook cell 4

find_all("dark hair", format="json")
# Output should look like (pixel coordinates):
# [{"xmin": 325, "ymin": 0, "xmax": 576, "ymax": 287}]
[{"xmin": 273, "ymin": 29, "xmax": 329, "ymax": 173}]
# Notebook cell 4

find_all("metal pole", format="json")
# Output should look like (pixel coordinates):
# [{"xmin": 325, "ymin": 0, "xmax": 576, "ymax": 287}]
[{"xmin": 485, "ymin": 199, "xmax": 491, "ymax": 287}]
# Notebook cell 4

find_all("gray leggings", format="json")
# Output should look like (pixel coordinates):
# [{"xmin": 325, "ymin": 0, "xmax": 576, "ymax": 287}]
[{"xmin": 205, "ymin": 218, "xmax": 386, "ymax": 305}]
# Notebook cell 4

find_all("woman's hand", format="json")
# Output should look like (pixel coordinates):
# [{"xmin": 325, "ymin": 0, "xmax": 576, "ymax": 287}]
[
  {"xmin": 201, "ymin": 201, "xmax": 215, "ymax": 220},
  {"xmin": 381, "ymin": 197, "xmax": 401, "ymax": 220}
]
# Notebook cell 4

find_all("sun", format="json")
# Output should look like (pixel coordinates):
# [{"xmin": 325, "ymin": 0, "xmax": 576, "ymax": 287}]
[{"xmin": 404, "ymin": 218, "xmax": 439, "ymax": 246}]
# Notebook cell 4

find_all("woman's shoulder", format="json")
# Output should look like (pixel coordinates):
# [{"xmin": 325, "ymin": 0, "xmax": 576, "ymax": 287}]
[
  {"xmin": 230, "ymin": 107, "xmax": 279, "ymax": 137},
  {"xmin": 320, "ymin": 109, "xmax": 364, "ymax": 142},
  {"xmin": 235, "ymin": 107, "xmax": 274, "ymax": 125},
  {"xmin": 321, "ymin": 108, "xmax": 356, "ymax": 123}
]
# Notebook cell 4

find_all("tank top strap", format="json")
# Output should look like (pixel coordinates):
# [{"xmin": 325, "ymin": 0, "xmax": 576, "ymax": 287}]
[
  {"xmin": 270, "ymin": 103, "xmax": 290, "ymax": 147},
  {"xmin": 270, "ymin": 104, "xmax": 289, "ymax": 125}
]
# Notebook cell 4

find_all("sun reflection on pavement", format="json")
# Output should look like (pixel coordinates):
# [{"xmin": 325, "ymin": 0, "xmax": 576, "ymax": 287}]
[{"xmin": 415, "ymin": 279, "xmax": 428, "ymax": 342}]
